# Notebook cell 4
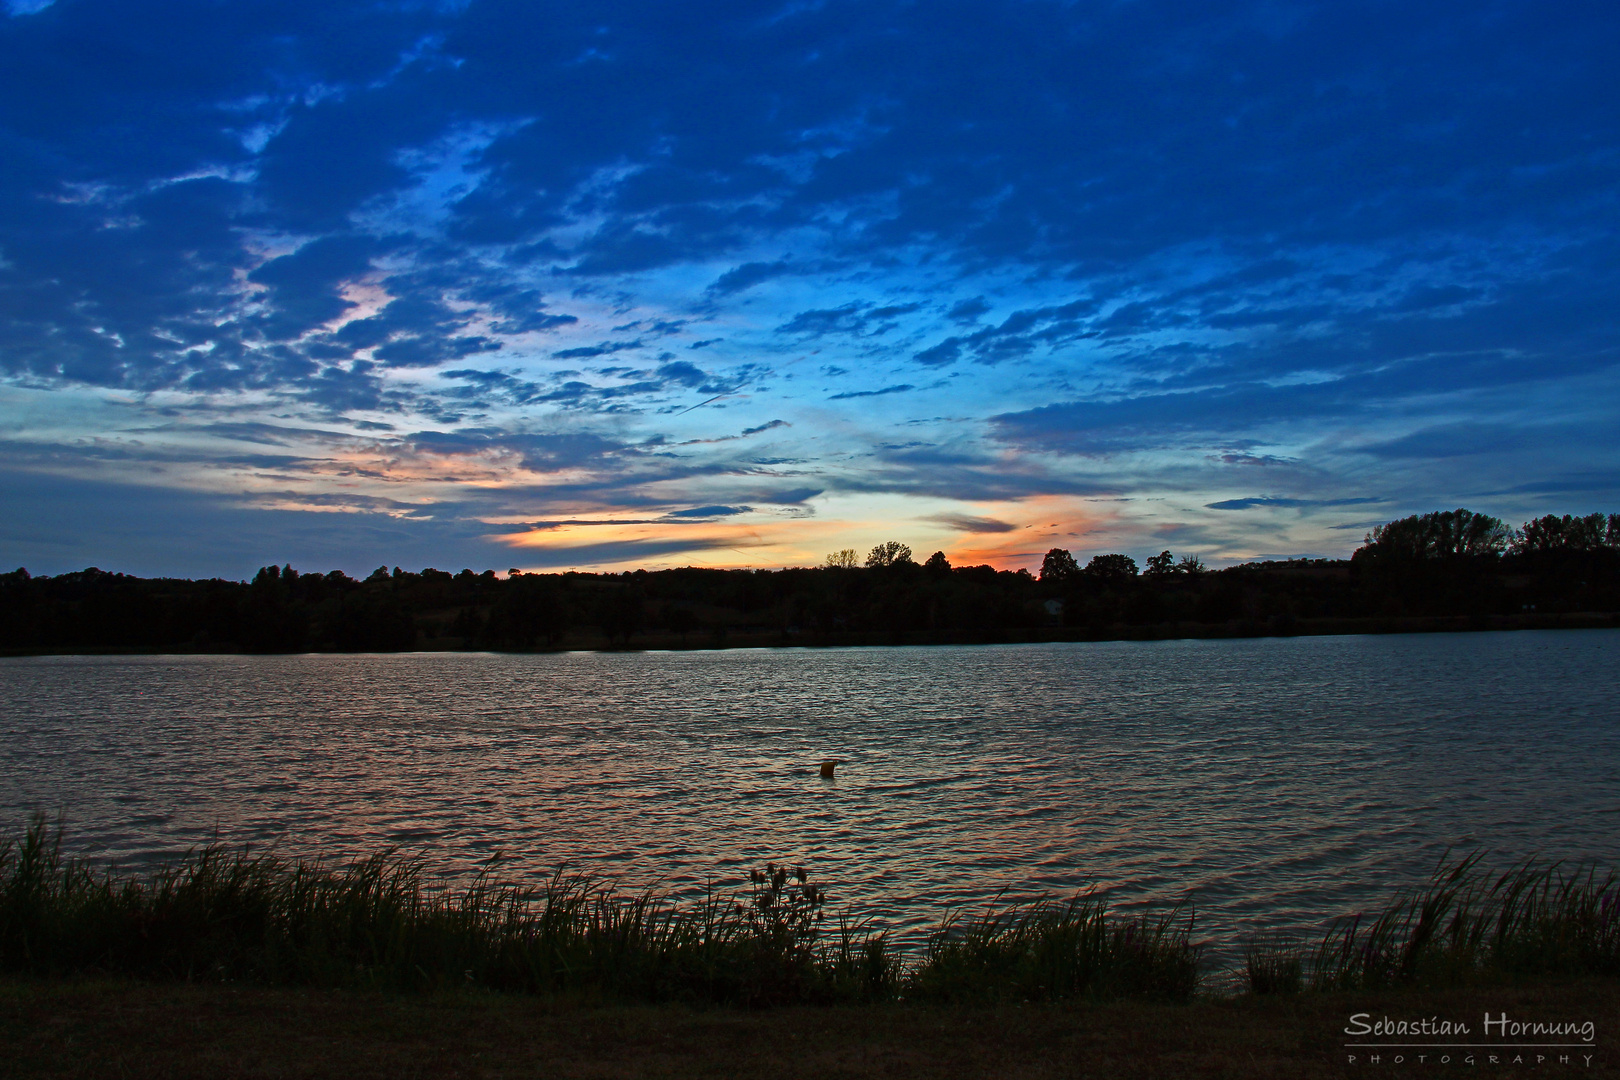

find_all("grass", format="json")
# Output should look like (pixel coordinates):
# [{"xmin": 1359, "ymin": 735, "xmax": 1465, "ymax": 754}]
[
  {"xmin": 1242, "ymin": 932, "xmax": 1305, "ymax": 996},
  {"xmin": 908, "ymin": 892, "xmax": 1198, "ymax": 1003},
  {"xmin": 0, "ymin": 816, "xmax": 899, "ymax": 1006},
  {"xmin": 6, "ymin": 976, "xmax": 1615, "ymax": 1078},
  {"xmin": 1305, "ymin": 851, "xmax": 1620, "ymax": 991},
  {"xmin": 3, "ymin": 816, "xmax": 1616, "ymax": 1009}
]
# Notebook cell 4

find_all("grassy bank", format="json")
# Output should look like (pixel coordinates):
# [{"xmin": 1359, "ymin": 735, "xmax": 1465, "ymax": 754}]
[
  {"xmin": 3, "ymin": 818, "xmax": 1616, "ymax": 1007},
  {"xmin": 4, "ymin": 976, "xmax": 1613, "ymax": 1078}
]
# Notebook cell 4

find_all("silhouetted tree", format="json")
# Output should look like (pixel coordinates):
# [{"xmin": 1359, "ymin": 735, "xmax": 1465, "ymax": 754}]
[
  {"xmin": 319, "ymin": 588, "xmax": 415, "ymax": 651},
  {"xmin": 236, "ymin": 566, "xmax": 310, "ymax": 652},
  {"xmin": 664, "ymin": 605, "xmax": 699, "ymax": 641},
  {"xmin": 865, "ymin": 541, "xmax": 914, "ymax": 568},
  {"xmin": 448, "ymin": 605, "xmax": 485, "ymax": 642},
  {"xmin": 1515, "ymin": 512, "xmax": 1610, "ymax": 552},
  {"xmin": 1357, "ymin": 508, "xmax": 1511, "ymax": 561},
  {"xmin": 8, "ymin": 505, "xmax": 1620, "ymax": 656},
  {"xmin": 484, "ymin": 576, "xmax": 570, "ymax": 648},
  {"xmin": 1039, "ymin": 548, "xmax": 1079, "ymax": 584},
  {"xmin": 598, "ymin": 586, "xmax": 644, "ymax": 645},
  {"xmin": 1084, "ymin": 554, "xmax": 1139, "ymax": 580}
]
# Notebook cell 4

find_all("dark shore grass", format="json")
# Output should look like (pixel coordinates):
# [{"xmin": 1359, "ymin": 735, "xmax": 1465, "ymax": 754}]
[
  {"xmin": 0, "ymin": 817, "xmax": 1196, "ymax": 1006},
  {"xmin": 3, "ymin": 817, "xmax": 1617, "ymax": 1010},
  {"xmin": 1305, "ymin": 853, "xmax": 1620, "ymax": 992},
  {"xmin": 0, "ymin": 816, "xmax": 902, "ymax": 1006}
]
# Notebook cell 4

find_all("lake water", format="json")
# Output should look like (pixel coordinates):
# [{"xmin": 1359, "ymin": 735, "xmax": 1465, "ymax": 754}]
[{"xmin": 3, "ymin": 630, "xmax": 1617, "ymax": 965}]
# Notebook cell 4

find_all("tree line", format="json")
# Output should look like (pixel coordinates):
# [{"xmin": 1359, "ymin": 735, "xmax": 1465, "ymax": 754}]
[{"xmin": 2, "ymin": 508, "xmax": 1618, "ymax": 653}]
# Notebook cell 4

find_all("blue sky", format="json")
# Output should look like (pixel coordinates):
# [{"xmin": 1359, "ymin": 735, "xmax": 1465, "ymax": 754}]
[{"xmin": 2, "ymin": 0, "xmax": 1617, "ymax": 577}]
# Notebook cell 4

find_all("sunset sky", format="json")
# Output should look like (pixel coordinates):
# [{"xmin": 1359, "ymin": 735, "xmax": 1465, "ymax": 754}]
[{"xmin": 2, "ymin": 0, "xmax": 1617, "ymax": 578}]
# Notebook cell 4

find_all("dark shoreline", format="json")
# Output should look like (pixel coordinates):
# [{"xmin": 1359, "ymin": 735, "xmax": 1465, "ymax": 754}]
[
  {"xmin": 4, "ymin": 976, "xmax": 1613, "ymax": 1079},
  {"xmin": 4, "ymin": 609, "xmax": 1617, "ymax": 657},
  {"xmin": 10, "ymin": 530, "xmax": 1620, "ymax": 655}
]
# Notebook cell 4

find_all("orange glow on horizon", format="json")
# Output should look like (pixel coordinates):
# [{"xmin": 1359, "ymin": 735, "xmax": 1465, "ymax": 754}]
[
  {"xmin": 942, "ymin": 497, "xmax": 1111, "ymax": 571},
  {"xmin": 489, "ymin": 497, "xmax": 1117, "ymax": 573}
]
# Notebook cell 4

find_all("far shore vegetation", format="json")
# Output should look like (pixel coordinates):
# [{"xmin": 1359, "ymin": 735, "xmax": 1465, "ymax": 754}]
[
  {"xmin": 4, "ymin": 818, "xmax": 1617, "ymax": 1009},
  {"xmin": 3, "ymin": 508, "xmax": 1620, "ymax": 655}
]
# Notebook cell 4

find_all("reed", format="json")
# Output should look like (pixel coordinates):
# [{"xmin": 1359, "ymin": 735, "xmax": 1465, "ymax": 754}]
[
  {"xmin": 0, "ymin": 816, "xmax": 903, "ymax": 1005},
  {"xmin": 7, "ymin": 818, "xmax": 1617, "ymax": 1006},
  {"xmin": 1304, "ymin": 852, "xmax": 1620, "ymax": 992},
  {"xmin": 903, "ymin": 891, "xmax": 1200, "ymax": 1003},
  {"xmin": 1241, "ymin": 931, "xmax": 1304, "ymax": 995}
]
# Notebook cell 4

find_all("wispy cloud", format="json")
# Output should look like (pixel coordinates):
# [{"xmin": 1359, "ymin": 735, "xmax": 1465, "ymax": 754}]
[
  {"xmin": 1206, "ymin": 497, "xmax": 1383, "ymax": 511},
  {"xmin": 924, "ymin": 514, "xmax": 1019, "ymax": 533},
  {"xmin": 829, "ymin": 384, "xmax": 915, "ymax": 400}
]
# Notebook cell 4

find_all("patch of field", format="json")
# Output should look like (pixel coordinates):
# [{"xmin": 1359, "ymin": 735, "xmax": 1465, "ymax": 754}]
[{"xmin": 2, "ymin": 977, "xmax": 1613, "ymax": 1079}]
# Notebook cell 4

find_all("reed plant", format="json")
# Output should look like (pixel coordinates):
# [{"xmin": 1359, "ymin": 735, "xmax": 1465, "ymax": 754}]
[
  {"xmin": 904, "ymin": 892, "xmax": 1200, "ymax": 1003},
  {"xmin": 10, "ymin": 818, "xmax": 1617, "ymax": 1006},
  {"xmin": 1304, "ymin": 852, "xmax": 1620, "ymax": 992},
  {"xmin": 1241, "ymin": 931, "xmax": 1303, "ymax": 995},
  {"xmin": 0, "ymin": 816, "xmax": 905, "ymax": 1005}
]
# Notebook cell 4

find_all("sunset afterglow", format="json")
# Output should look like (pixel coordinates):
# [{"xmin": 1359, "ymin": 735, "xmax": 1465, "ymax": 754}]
[{"xmin": 2, "ymin": 2, "xmax": 1616, "ymax": 576}]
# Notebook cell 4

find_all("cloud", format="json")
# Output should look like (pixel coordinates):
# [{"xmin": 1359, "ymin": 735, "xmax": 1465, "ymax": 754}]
[
  {"xmin": 706, "ymin": 259, "xmax": 793, "ymax": 296},
  {"xmin": 925, "ymin": 514, "xmax": 1018, "ymax": 533},
  {"xmin": 828, "ymin": 384, "xmax": 914, "ymax": 400},
  {"xmin": 247, "ymin": 235, "xmax": 385, "ymax": 342},
  {"xmin": 460, "ymin": 283, "xmax": 577, "ymax": 335},
  {"xmin": 911, "ymin": 297, "xmax": 1097, "ymax": 367},
  {"xmin": 1488, "ymin": 474, "xmax": 1620, "ymax": 497},
  {"xmin": 740, "ymin": 419, "xmax": 788, "ymax": 435},
  {"xmin": 667, "ymin": 504, "xmax": 751, "ymax": 518},
  {"xmin": 2, "ymin": 0, "xmax": 1618, "ymax": 573},
  {"xmin": 755, "ymin": 487, "xmax": 822, "ymax": 505},
  {"xmin": 497, "ymin": 535, "xmax": 744, "ymax": 568},
  {"xmin": 991, "ymin": 382, "xmax": 1348, "ymax": 455},
  {"xmin": 520, "ymin": 504, "xmax": 754, "ymax": 527},
  {"xmin": 778, "ymin": 303, "xmax": 870, "ymax": 337},
  {"xmin": 830, "ymin": 443, "xmax": 1120, "ymax": 502},
  {"xmin": 406, "ymin": 429, "xmax": 630, "ymax": 472},
  {"xmin": 0, "ymin": 470, "xmax": 516, "ymax": 579},
  {"xmin": 947, "ymin": 296, "xmax": 990, "ymax": 323},
  {"xmin": 1357, "ymin": 422, "xmax": 1537, "ymax": 460},
  {"xmin": 553, "ymin": 339, "xmax": 643, "ymax": 360},
  {"xmin": 1205, "ymin": 497, "xmax": 1382, "ymax": 511},
  {"xmin": 777, "ymin": 301, "xmax": 922, "ymax": 338},
  {"xmin": 654, "ymin": 360, "xmax": 708, "ymax": 388}
]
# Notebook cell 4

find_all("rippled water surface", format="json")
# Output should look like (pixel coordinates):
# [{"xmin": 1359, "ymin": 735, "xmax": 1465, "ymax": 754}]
[{"xmin": 3, "ymin": 631, "xmax": 1617, "ymax": 954}]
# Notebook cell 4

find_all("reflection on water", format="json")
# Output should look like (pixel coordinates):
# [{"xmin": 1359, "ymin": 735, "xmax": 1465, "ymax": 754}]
[{"xmin": 2, "ymin": 630, "xmax": 1617, "ymax": 954}]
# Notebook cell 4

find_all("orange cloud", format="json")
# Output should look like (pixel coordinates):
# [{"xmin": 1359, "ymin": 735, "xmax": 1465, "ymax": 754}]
[{"xmin": 940, "ymin": 497, "xmax": 1111, "ymax": 570}]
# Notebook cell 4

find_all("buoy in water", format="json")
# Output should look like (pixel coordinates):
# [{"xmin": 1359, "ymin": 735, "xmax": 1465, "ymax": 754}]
[{"xmin": 819, "ymin": 760, "xmax": 839, "ymax": 778}]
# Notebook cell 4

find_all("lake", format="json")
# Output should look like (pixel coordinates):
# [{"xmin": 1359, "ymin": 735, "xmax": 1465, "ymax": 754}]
[{"xmin": 3, "ymin": 629, "xmax": 1617, "ymax": 962}]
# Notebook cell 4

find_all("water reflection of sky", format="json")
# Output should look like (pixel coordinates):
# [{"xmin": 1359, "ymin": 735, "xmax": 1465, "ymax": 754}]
[{"xmin": 3, "ymin": 630, "xmax": 1617, "ymax": 962}]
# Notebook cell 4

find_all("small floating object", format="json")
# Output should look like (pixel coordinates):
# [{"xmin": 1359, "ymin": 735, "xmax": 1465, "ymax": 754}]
[{"xmin": 819, "ymin": 759, "xmax": 841, "ymax": 778}]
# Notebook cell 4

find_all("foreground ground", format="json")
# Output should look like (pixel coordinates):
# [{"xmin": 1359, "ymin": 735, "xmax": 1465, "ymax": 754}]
[{"xmin": 1, "ymin": 978, "xmax": 1613, "ymax": 1079}]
